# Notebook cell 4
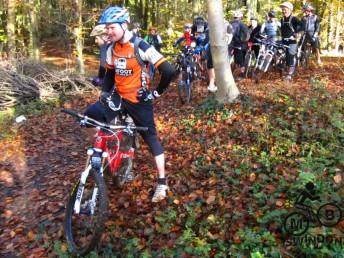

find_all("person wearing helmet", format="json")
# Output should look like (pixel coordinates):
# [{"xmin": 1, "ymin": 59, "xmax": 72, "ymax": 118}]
[
  {"xmin": 280, "ymin": 2, "xmax": 302, "ymax": 80},
  {"xmin": 301, "ymin": 3, "xmax": 321, "ymax": 64},
  {"xmin": 260, "ymin": 10, "xmax": 281, "ymax": 42},
  {"xmin": 173, "ymin": 23, "xmax": 193, "ymax": 47},
  {"xmin": 191, "ymin": 16, "xmax": 209, "ymax": 47},
  {"xmin": 85, "ymin": 6, "xmax": 175, "ymax": 203},
  {"xmin": 132, "ymin": 22, "xmax": 142, "ymax": 38},
  {"xmin": 89, "ymin": 24, "xmax": 110, "ymax": 87},
  {"xmin": 230, "ymin": 10, "xmax": 249, "ymax": 80}
]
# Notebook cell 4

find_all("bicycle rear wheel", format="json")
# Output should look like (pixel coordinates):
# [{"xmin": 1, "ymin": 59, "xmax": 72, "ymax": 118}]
[
  {"xmin": 113, "ymin": 134, "xmax": 135, "ymax": 188},
  {"xmin": 64, "ymin": 168, "xmax": 108, "ymax": 255}
]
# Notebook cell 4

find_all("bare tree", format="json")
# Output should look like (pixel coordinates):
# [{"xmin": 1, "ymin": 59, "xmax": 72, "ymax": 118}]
[
  {"xmin": 207, "ymin": 0, "xmax": 239, "ymax": 103},
  {"xmin": 28, "ymin": 0, "xmax": 40, "ymax": 61},
  {"xmin": 6, "ymin": 0, "xmax": 16, "ymax": 61},
  {"xmin": 74, "ymin": 0, "xmax": 85, "ymax": 75}
]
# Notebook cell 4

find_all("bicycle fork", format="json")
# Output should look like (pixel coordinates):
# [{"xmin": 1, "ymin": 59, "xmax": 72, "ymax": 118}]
[{"xmin": 73, "ymin": 148, "xmax": 107, "ymax": 215}]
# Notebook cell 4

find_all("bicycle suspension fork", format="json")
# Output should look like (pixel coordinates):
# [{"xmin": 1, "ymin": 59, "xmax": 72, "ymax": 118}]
[{"xmin": 73, "ymin": 148, "xmax": 107, "ymax": 214}]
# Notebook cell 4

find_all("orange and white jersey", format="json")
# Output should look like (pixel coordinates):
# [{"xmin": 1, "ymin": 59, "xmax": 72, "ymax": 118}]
[{"xmin": 105, "ymin": 36, "xmax": 166, "ymax": 103}]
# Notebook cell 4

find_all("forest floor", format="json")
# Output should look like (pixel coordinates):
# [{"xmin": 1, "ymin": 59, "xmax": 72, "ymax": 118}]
[{"xmin": 0, "ymin": 51, "xmax": 344, "ymax": 257}]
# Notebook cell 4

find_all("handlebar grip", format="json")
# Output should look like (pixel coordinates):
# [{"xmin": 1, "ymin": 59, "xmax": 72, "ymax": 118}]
[{"xmin": 61, "ymin": 108, "xmax": 83, "ymax": 119}]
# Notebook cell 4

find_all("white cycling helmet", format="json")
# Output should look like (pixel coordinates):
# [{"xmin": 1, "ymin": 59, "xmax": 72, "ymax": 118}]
[
  {"xmin": 90, "ymin": 24, "xmax": 106, "ymax": 37},
  {"xmin": 280, "ymin": 2, "xmax": 294, "ymax": 11},
  {"xmin": 233, "ymin": 10, "xmax": 243, "ymax": 18}
]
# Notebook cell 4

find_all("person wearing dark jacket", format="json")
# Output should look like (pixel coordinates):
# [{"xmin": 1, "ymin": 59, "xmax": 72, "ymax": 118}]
[
  {"xmin": 248, "ymin": 17, "xmax": 261, "ymax": 58},
  {"xmin": 230, "ymin": 10, "xmax": 249, "ymax": 80},
  {"xmin": 301, "ymin": 3, "xmax": 321, "ymax": 64},
  {"xmin": 280, "ymin": 2, "xmax": 302, "ymax": 80}
]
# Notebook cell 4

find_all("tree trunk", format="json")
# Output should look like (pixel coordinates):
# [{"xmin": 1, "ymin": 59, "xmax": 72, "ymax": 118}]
[
  {"xmin": 327, "ymin": 1, "xmax": 334, "ymax": 51},
  {"xmin": 334, "ymin": 1, "xmax": 342, "ymax": 52},
  {"xmin": 28, "ymin": 0, "xmax": 40, "ymax": 61},
  {"xmin": 74, "ymin": 0, "xmax": 85, "ymax": 74},
  {"xmin": 207, "ymin": 0, "xmax": 240, "ymax": 103},
  {"xmin": 6, "ymin": 0, "xmax": 16, "ymax": 61}
]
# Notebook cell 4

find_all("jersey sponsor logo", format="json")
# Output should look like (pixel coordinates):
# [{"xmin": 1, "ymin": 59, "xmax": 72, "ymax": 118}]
[
  {"xmin": 115, "ymin": 68, "xmax": 133, "ymax": 76},
  {"xmin": 115, "ymin": 58, "xmax": 127, "ymax": 69}
]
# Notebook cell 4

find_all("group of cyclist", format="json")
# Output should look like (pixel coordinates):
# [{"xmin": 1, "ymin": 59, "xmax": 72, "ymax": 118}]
[
  {"xmin": 83, "ymin": 2, "xmax": 322, "ymax": 203},
  {"xmin": 170, "ymin": 1, "xmax": 321, "ymax": 91}
]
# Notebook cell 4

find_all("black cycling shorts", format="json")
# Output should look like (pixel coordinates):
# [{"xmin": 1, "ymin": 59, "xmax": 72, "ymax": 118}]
[{"xmin": 84, "ymin": 94, "xmax": 164, "ymax": 156}]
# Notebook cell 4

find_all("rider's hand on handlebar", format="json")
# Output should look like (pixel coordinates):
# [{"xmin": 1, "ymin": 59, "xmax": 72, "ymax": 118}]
[
  {"xmin": 99, "ymin": 91, "xmax": 111, "ymax": 106},
  {"xmin": 137, "ymin": 88, "xmax": 160, "ymax": 102}
]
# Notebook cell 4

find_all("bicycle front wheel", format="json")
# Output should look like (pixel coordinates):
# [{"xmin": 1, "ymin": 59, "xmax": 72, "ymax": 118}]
[
  {"xmin": 64, "ymin": 168, "xmax": 108, "ymax": 255},
  {"xmin": 244, "ymin": 50, "xmax": 254, "ymax": 78},
  {"xmin": 178, "ymin": 77, "xmax": 192, "ymax": 104}
]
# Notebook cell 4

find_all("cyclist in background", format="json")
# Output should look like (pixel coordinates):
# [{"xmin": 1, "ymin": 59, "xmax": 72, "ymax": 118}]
[
  {"xmin": 173, "ymin": 23, "xmax": 193, "ymax": 47},
  {"xmin": 84, "ymin": 6, "xmax": 175, "ymax": 202},
  {"xmin": 248, "ymin": 16, "xmax": 261, "ymax": 58},
  {"xmin": 89, "ymin": 24, "xmax": 110, "ymax": 87},
  {"xmin": 132, "ymin": 22, "xmax": 142, "ymax": 38},
  {"xmin": 191, "ymin": 16, "xmax": 209, "ymax": 47},
  {"xmin": 301, "ymin": 3, "xmax": 322, "ymax": 65},
  {"xmin": 230, "ymin": 10, "xmax": 249, "ymax": 80},
  {"xmin": 260, "ymin": 10, "xmax": 281, "ymax": 42},
  {"xmin": 144, "ymin": 26, "xmax": 163, "ymax": 80},
  {"xmin": 144, "ymin": 26, "xmax": 163, "ymax": 52},
  {"xmin": 280, "ymin": 2, "xmax": 302, "ymax": 80}
]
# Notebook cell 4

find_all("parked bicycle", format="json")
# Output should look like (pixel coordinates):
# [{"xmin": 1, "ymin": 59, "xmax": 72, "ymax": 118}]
[
  {"xmin": 243, "ymin": 41, "xmax": 261, "ymax": 78},
  {"xmin": 253, "ymin": 38, "xmax": 289, "ymax": 83},
  {"xmin": 297, "ymin": 33, "xmax": 312, "ymax": 68},
  {"xmin": 61, "ymin": 104, "xmax": 147, "ymax": 255}
]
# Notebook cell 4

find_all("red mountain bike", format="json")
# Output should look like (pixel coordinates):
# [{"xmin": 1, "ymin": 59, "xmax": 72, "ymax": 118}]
[{"xmin": 61, "ymin": 107, "xmax": 147, "ymax": 255}]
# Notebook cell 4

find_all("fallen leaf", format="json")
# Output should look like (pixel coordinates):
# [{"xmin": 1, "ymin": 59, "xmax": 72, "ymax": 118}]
[
  {"xmin": 334, "ymin": 174, "xmax": 342, "ymax": 184},
  {"xmin": 206, "ymin": 195, "xmax": 216, "ymax": 204}
]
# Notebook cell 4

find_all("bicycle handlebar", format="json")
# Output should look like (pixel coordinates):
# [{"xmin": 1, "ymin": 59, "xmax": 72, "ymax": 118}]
[{"xmin": 61, "ymin": 108, "xmax": 148, "ymax": 132}]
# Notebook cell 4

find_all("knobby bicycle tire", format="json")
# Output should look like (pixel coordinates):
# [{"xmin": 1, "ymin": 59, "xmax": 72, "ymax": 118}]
[
  {"xmin": 64, "ymin": 168, "xmax": 108, "ymax": 256},
  {"xmin": 244, "ymin": 50, "xmax": 254, "ymax": 78},
  {"xmin": 178, "ymin": 76, "xmax": 192, "ymax": 104}
]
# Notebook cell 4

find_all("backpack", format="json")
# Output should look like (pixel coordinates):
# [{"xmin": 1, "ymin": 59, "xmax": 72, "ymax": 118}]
[
  {"xmin": 281, "ymin": 16, "xmax": 296, "ymax": 33},
  {"xmin": 231, "ymin": 21, "xmax": 249, "ymax": 43}
]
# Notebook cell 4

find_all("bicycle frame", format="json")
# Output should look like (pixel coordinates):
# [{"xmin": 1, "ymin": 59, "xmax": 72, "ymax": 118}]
[{"xmin": 93, "ymin": 129, "xmax": 135, "ymax": 174}]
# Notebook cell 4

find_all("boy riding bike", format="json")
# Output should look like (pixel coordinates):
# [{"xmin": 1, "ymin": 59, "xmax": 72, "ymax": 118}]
[{"xmin": 84, "ymin": 6, "xmax": 175, "ymax": 202}]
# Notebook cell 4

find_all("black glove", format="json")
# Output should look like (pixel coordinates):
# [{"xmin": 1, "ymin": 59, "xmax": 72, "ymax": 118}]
[
  {"xmin": 99, "ymin": 91, "xmax": 111, "ymax": 106},
  {"xmin": 91, "ymin": 77, "xmax": 103, "ymax": 87},
  {"xmin": 137, "ymin": 88, "xmax": 160, "ymax": 102}
]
